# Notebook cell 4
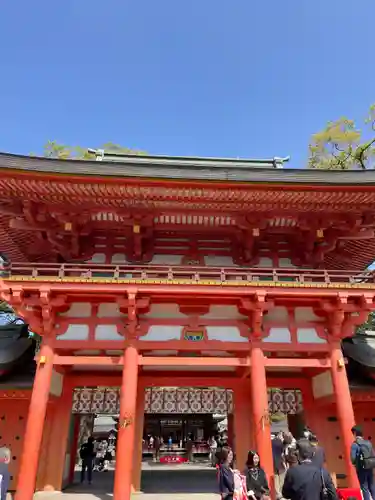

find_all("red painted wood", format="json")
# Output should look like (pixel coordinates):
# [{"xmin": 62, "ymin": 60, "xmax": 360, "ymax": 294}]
[
  {"xmin": 15, "ymin": 340, "xmax": 54, "ymax": 500},
  {"xmin": 330, "ymin": 347, "xmax": 359, "ymax": 489},
  {"xmin": 250, "ymin": 348, "xmax": 273, "ymax": 491},
  {"xmin": 113, "ymin": 347, "xmax": 139, "ymax": 500}
]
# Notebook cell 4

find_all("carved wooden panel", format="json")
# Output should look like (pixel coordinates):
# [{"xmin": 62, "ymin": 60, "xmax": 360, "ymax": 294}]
[{"xmin": 72, "ymin": 386, "xmax": 302, "ymax": 415}]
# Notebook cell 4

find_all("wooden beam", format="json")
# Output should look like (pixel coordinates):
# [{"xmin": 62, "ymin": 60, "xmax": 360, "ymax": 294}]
[
  {"xmin": 265, "ymin": 358, "xmax": 330, "ymax": 369},
  {"xmin": 53, "ymin": 355, "xmax": 124, "ymax": 366},
  {"xmin": 140, "ymin": 356, "xmax": 249, "ymax": 367},
  {"xmin": 52, "ymin": 354, "xmax": 330, "ymax": 370},
  {"xmin": 53, "ymin": 339, "xmax": 330, "ymax": 354}
]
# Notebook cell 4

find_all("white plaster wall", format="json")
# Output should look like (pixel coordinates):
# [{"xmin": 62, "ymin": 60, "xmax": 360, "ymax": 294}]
[
  {"xmin": 312, "ymin": 371, "xmax": 333, "ymax": 399},
  {"xmin": 86, "ymin": 253, "xmax": 106, "ymax": 264},
  {"xmin": 297, "ymin": 328, "xmax": 327, "ymax": 343},
  {"xmin": 202, "ymin": 305, "xmax": 247, "ymax": 320},
  {"xmin": 111, "ymin": 253, "xmax": 129, "ymax": 264},
  {"xmin": 204, "ymin": 256, "xmax": 235, "ymax": 267},
  {"xmin": 57, "ymin": 324, "xmax": 89, "ymax": 340},
  {"xmin": 60, "ymin": 303, "xmax": 92, "ymax": 318},
  {"xmin": 142, "ymin": 303, "xmax": 187, "ymax": 319},
  {"xmin": 294, "ymin": 307, "xmax": 324, "ymax": 322},
  {"xmin": 95, "ymin": 325, "xmax": 123, "ymax": 340},
  {"xmin": 140, "ymin": 325, "xmax": 183, "ymax": 341},
  {"xmin": 279, "ymin": 258, "xmax": 295, "ymax": 268},
  {"xmin": 206, "ymin": 326, "xmax": 247, "ymax": 342},
  {"xmin": 98, "ymin": 303, "xmax": 123, "ymax": 318},
  {"xmin": 254, "ymin": 257, "xmax": 273, "ymax": 268},
  {"xmin": 263, "ymin": 327, "xmax": 291, "ymax": 343},
  {"xmin": 264, "ymin": 307, "xmax": 289, "ymax": 322},
  {"xmin": 150, "ymin": 254, "xmax": 183, "ymax": 265},
  {"xmin": 50, "ymin": 370, "xmax": 63, "ymax": 397}
]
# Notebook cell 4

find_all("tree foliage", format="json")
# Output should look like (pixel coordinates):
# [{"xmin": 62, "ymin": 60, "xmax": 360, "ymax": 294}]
[
  {"xmin": 0, "ymin": 301, "xmax": 12, "ymax": 313},
  {"xmin": 40, "ymin": 141, "xmax": 146, "ymax": 160},
  {"xmin": 356, "ymin": 311, "xmax": 375, "ymax": 335},
  {"xmin": 308, "ymin": 104, "xmax": 375, "ymax": 170}
]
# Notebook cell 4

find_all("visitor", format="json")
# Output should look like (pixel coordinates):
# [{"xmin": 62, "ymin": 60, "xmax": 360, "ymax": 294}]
[
  {"xmin": 283, "ymin": 432, "xmax": 296, "ymax": 463},
  {"xmin": 0, "ymin": 447, "xmax": 11, "ymax": 500},
  {"xmin": 282, "ymin": 439, "xmax": 337, "ymax": 500},
  {"xmin": 350, "ymin": 426, "xmax": 375, "ymax": 500},
  {"xmin": 309, "ymin": 434, "xmax": 326, "ymax": 468},
  {"xmin": 149, "ymin": 435, "xmax": 154, "ymax": 450},
  {"xmin": 285, "ymin": 450, "xmax": 298, "ymax": 469},
  {"xmin": 209, "ymin": 436, "xmax": 218, "ymax": 467},
  {"xmin": 218, "ymin": 447, "xmax": 235, "ymax": 500},
  {"xmin": 303, "ymin": 427, "xmax": 312, "ymax": 439},
  {"xmin": 243, "ymin": 451, "xmax": 270, "ymax": 500},
  {"xmin": 186, "ymin": 434, "xmax": 194, "ymax": 463},
  {"xmin": 154, "ymin": 435, "xmax": 161, "ymax": 462},
  {"xmin": 80, "ymin": 436, "xmax": 95, "ymax": 484},
  {"xmin": 168, "ymin": 435, "xmax": 173, "ymax": 450},
  {"xmin": 272, "ymin": 431, "xmax": 286, "ymax": 499}
]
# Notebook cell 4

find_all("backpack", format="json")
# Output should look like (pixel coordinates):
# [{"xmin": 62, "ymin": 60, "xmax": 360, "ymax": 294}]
[{"xmin": 357, "ymin": 440, "xmax": 375, "ymax": 469}]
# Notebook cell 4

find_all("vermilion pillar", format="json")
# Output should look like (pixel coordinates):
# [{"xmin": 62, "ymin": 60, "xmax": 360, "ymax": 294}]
[
  {"xmin": 41, "ymin": 378, "xmax": 74, "ymax": 491},
  {"xmin": 233, "ymin": 384, "xmax": 253, "ymax": 470},
  {"xmin": 15, "ymin": 339, "xmax": 55, "ymax": 500},
  {"xmin": 114, "ymin": 346, "xmax": 139, "ymax": 500},
  {"xmin": 250, "ymin": 348, "xmax": 273, "ymax": 487},
  {"xmin": 330, "ymin": 346, "xmax": 359, "ymax": 488},
  {"xmin": 132, "ymin": 383, "xmax": 145, "ymax": 492}
]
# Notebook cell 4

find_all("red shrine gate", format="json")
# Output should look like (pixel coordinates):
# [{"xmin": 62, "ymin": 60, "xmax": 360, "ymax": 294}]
[
  {"xmin": 2, "ymin": 152, "xmax": 375, "ymax": 499},
  {"xmin": 1, "ymin": 263, "xmax": 373, "ymax": 499}
]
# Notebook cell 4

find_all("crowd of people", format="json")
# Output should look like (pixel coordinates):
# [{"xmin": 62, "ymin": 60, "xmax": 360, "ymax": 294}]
[{"xmin": 217, "ymin": 426, "xmax": 375, "ymax": 500}]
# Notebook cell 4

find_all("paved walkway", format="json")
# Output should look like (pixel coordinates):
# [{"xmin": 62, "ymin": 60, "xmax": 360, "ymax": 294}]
[{"xmin": 34, "ymin": 464, "xmax": 219, "ymax": 500}]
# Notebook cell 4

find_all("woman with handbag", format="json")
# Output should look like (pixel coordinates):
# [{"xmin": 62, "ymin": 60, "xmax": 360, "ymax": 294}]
[{"xmin": 243, "ymin": 451, "xmax": 270, "ymax": 500}]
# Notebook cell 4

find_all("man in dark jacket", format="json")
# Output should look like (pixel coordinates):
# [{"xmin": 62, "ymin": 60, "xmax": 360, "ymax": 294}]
[
  {"xmin": 0, "ymin": 447, "xmax": 11, "ymax": 500},
  {"xmin": 351, "ymin": 426, "xmax": 375, "ymax": 500},
  {"xmin": 282, "ymin": 439, "xmax": 337, "ymax": 500},
  {"xmin": 80, "ymin": 436, "xmax": 95, "ymax": 484}
]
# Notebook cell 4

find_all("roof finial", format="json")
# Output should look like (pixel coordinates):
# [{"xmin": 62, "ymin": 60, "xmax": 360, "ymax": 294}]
[
  {"xmin": 272, "ymin": 156, "xmax": 290, "ymax": 169},
  {"xmin": 88, "ymin": 148, "xmax": 104, "ymax": 161}
]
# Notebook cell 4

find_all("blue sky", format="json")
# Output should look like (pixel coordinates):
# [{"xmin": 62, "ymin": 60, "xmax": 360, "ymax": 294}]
[{"xmin": 0, "ymin": 0, "xmax": 374, "ymax": 167}]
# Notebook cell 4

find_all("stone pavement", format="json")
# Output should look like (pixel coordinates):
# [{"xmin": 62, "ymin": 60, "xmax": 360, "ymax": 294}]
[{"xmin": 34, "ymin": 464, "xmax": 219, "ymax": 500}]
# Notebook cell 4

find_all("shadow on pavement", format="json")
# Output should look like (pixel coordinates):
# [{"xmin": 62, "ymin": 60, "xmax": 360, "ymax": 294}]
[
  {"xmin": 66, "ymin": 468, "xmax": 218, "ymax": 495},
  {"xmin": 141, "ymin": 468, "xmax": 217, "ymax": 494}
]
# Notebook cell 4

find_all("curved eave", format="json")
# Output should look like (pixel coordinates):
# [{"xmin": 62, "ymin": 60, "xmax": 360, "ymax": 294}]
[{"xmin": 1, "ymin": 152, "xmax": 375, "ymax": 186}]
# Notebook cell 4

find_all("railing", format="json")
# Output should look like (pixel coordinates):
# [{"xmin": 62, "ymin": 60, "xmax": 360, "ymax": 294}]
[{"xmin": 1, "ymin": 262, "xmax": 375, "ymax": 286}]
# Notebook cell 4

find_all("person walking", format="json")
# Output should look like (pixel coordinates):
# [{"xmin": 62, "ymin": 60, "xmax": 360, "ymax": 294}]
[
  {"xmin": 272, "ymin": 431, "xmax": 286, "ymax": 499},
  {"xmin": 350, "ymin": 426, "xmax": 375, "ymax": 500},
  {"xmin": 209, "ymin": 436, "xmax": 218, "ymax": 467},
  {"xmin": 282, "ymin": 439, "xmax": 337, "ymax": 500},
  {"xmin": 80, "ymin": 436, "xmax": 95, "ymax": 484},
  {"xmin": 154, "ymin": 436, "xmax": 161, "ymax": 462},
  {"xmin": 243, "ymin": 451, "xmax": 270, "ymax": 500},
  {"xmin": 0, "ymin": 447, "xmax": 11, "ymax": 500}
]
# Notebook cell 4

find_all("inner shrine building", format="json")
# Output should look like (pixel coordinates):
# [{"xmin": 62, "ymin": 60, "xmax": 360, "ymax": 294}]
[{"xmin": 2, "ymin": 150, "xmax": 375, "ymax": 500}]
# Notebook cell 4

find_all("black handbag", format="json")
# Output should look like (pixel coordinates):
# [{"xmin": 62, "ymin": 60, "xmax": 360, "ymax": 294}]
[{"xmin": 320, "ymin": 469, "xmax": 329, "ymax": 500}]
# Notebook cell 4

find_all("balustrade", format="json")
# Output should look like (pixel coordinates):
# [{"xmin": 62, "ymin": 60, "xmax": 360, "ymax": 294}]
[{"xmin": 1, "ymin": 262, "xmax": 374, "ymax": 286}]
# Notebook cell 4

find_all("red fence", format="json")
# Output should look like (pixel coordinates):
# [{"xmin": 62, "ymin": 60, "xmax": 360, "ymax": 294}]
[{"xmin": 1, "ymin": 262, "xmax": 374, "ymax": 285}]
